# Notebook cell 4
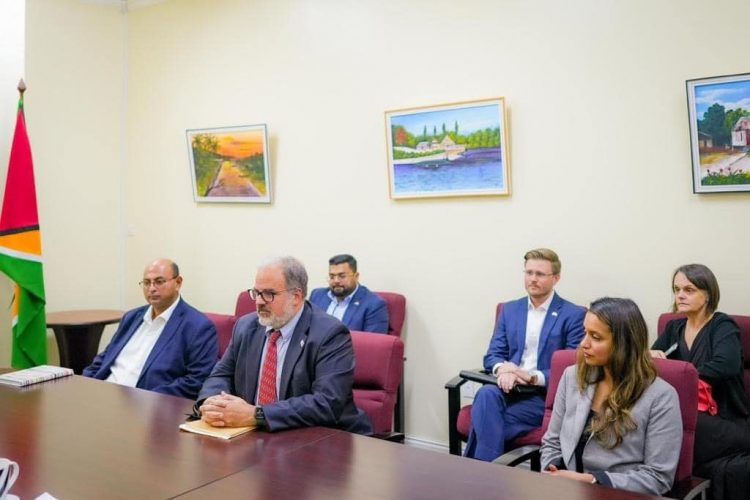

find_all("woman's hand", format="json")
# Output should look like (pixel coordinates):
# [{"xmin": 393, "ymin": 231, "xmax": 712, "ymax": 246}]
[
  {"xmin": 545, "ymin": 465, "xmax": 595, "ymax": 484},
  {"xmin": 650, "ymin": 350, "xmax": 666, "ymax": 359}
]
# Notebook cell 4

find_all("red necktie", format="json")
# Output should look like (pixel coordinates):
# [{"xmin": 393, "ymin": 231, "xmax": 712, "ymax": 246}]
[{"xmin": 257, "ymin": 330, "xmax": 281, "ymax": 406}]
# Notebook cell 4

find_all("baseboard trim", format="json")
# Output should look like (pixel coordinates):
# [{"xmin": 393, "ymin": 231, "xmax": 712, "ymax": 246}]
[{"xmin": 404, "ymin": 435, "xmax": 450, "ymax": 454}]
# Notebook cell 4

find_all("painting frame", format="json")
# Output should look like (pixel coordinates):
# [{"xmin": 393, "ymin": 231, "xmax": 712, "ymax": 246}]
[
  {"xmin": 186, "ymin": 124, "xmax": 272, "ymax": 203},
  {"xmin": 384, "ymin": 97, "xmax": 511, "ymax": 200},
  {"xmin": 686, "ymin": 73, "xmax": 750, "ymax": 194}
]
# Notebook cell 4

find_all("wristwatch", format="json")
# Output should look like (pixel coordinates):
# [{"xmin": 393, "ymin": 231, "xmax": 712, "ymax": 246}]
[{"xmin": 254, "ymin": 406, "xmax": 266, "ymax": 428}]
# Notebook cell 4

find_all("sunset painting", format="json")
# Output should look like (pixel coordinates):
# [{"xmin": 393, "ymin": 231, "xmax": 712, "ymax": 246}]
[
  {"xmin": 186, "ymin": 124, "xmax": 271, "ymax": 203},
  {"xmin": 385, "ymin": 97, "xmax": 510, "ymax": 199}
]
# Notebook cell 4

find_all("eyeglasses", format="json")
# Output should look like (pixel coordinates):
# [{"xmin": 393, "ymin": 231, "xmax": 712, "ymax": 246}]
[
  {"xmin": 328, "ymin": 273, "xmax": 354, "ymax": 281},
  {"xmin": 522, "ymin": 270, "xmax": 555, "ymax": 279},
  {"xmin": 139, "ymin": 277, "xmax": 178, "ymax": 288},
  {"xmin": 248, "ymin": 288, "xmax": 297, "ymax": 302}
]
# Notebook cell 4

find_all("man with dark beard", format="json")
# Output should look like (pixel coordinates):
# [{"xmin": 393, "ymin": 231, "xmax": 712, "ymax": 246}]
[
  {"xmin": 195, "ymin": 256, "xmax": 372, "ymax": 434},
  {"xmin": 309, "ymin": 254, "xmax": 388, "ymax": 333}
]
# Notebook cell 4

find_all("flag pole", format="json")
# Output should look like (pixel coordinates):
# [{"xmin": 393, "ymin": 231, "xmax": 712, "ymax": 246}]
[{"xmin": 0, "ymin": 77, "xmax": 48, "ymax": 368}]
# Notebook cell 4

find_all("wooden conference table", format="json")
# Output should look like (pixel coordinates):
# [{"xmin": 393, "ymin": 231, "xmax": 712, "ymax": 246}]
[{"xmin": 0, "ymin": 375, "xmax": 666, "ymax": 500}]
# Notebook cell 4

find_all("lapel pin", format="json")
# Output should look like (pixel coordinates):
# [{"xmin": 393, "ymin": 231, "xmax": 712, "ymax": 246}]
[
  {"xmin": 300, "ymin": 339, "xmax": 305, "ymax": 348},
  {"xmin": 354, "ymin": 301, "xmax": 360, "ymax": 306},
  {"xmin": 551, "ymin": 311, "xmax": 558, "ymax": 317}
]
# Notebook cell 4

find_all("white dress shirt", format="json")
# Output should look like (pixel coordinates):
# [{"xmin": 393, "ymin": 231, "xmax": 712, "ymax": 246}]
[
  {"xmin": 492, "ymin": 293, "xmax": 554, "ymax": 386},
  {"xmin": 106, "ymin": 297, "xmax": 181, "ymax": 387},
  {"xmin": 325, "ymin": 284, "xmax": 359, "ymax": 321}
]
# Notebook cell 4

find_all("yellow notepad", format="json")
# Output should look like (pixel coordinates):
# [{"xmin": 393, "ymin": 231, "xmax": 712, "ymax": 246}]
[{"xmin": 179, "ymin": 418, "xmax": 255, "ymax": 440}]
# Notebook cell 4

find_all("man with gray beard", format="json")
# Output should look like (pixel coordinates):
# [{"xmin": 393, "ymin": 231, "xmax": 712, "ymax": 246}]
[{"xmin": 195, "ymin": 256, "xmax": 372, "ymax": 434}]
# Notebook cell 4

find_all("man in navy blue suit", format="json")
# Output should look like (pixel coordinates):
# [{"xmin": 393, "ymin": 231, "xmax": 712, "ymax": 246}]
[
  {"xmin": 83, "ymin": 259, "xmax": 218, "ymax": 399},
  {"xmin": 196, "ymin": 256, "xmax": 371, "ymax": 434},
  {"xmin": 464, "ymin": 248, "xmax": 585, "ymax": 462},
  {"xmin": 309, "ymin": 254, "xmax": 388, "ymax": 333}
]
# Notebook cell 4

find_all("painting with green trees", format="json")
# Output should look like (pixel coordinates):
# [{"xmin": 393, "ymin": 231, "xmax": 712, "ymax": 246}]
[
  {"xmin": 687, "ymin": 73, "xmax": 750, "ymax": 193},
  {"xmin": 385, "ymin": 98, "xmax": 510, "ymax": 199},
  {"xmin": 186, "ymin": 124, "xmax": 271, "ymax": 203}
]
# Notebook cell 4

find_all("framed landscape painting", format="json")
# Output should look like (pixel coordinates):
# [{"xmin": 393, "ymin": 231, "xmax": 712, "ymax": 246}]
[
  {"xmin": 385, "ymin": 97, "xmax": 510, "ymax": 199},
  {"xmin": 687, "ymin": 73, "xmax": 750, "ymax": 193},
  {"xmin": 186, "ymin": 124, "xmax": 271, "ymax": 203}
]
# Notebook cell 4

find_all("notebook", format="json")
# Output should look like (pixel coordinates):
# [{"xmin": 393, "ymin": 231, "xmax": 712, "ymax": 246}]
[
  {"xmin": 179, "ymin": 418, "xmax": 255, "ymax": 440},
  {"xmin": 0, "ymin": 365, "xmax": 74, "ymax": 387}
]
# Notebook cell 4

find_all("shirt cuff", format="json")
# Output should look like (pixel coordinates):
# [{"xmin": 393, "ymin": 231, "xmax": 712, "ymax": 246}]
[
  {"xmin": 492, "ymin": 362, "xmax": 504, "ymax": 376},
  {"xmin": 531, "ymin": 370, "xmax": 546, "ymax": 387}
]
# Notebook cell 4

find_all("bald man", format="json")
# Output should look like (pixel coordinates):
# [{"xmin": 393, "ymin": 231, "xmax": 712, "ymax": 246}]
[{"xmin": 83, "ymin": 259, "xmax": 218, "ymax": 399}]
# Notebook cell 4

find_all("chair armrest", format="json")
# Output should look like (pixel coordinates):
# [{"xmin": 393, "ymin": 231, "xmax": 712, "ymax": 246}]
[
  {"xmin": 444, "ymin": 369, "xmax": 496, "ymax": 456},
  {"xmin": 445, "ymin": 375, "xmax": 468, "ymax": 390},
  {"xmin": 492, "ymin": 444, "xmax": 541, "ymax": 469},
  {"xmin": 372, "ymin": 431, "xmax": 405, "ymax": 443},
  {"xmin": 667, "ymin": 476, "xmax": 710, "ymax": 500},
  {"xmin": 459, "ymin": 369, "xmax": 497, "ymax": 385}
]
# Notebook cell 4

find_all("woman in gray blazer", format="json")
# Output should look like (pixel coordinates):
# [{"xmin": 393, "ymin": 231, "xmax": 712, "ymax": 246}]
[{"xmin": 540, "ymin": 297, "xmax": 683, "ymax": 495}]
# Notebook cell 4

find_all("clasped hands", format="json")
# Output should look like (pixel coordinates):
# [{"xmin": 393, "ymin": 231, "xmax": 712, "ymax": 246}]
[
  {"xmin": 200, "ymin": 391, "xmax": 256, "ymax": 427},
  {"xmin": 495, "ymin": 362, "xmax": 536, "ymax": 393}
]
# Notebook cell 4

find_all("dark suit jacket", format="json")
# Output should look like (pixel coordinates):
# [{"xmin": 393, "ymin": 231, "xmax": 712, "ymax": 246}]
[
  {"xmin": 483, "ymin": 293, "xmax": 585, "ymax": 384},
  {"xmin": 83, "ymin": 299, "xmax": 218, "ymax": 399},
  {"xmin": 198, "ymin": 301, "xmax": 372, "ymax": 434},
  {"xmin": 309, "ymin": 285, "xmax": 388, "ymax": 333}
]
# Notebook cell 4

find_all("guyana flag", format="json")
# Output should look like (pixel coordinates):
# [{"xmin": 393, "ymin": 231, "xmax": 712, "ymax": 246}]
[{"xmin": 0, "ymin": 84, "xmax": 47, "ymax": 368}]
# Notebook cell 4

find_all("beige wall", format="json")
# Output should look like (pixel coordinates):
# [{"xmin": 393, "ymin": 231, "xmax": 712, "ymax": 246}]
[
  {"xmin": 15, "ymin": 0, "xmax": 750, "ymax": 446},
  {"xmin": 4, "ymin": 0, "xmax": 126, "ymax": 363},
  {"xmin": 0, "ymin": 0, "xmax": 27, "ymax": 366}
]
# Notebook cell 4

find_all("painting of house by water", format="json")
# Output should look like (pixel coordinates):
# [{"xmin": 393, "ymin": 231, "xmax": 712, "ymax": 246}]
[
  {"xmin": 186, "ymin": 124, "xmax": 271, "ymax": 203},
  {"xmin": 687, "ymin": 73, "xmax": 750, "ymax": 193},
  {"xmin": 385, "ymin": 98, "xmax": 510, "ymax": 199}
]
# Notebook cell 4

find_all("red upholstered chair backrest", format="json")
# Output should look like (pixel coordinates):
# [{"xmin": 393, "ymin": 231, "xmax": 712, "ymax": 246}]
[
  {"xmin": 542, "ymin": 349, "xmax": 577, "ymax": 431},
  {"xmin": 654, "ymin": 357, "xmax": 699, "ymax": 483},
  {"xmin": 658, "ymin": 312, "xmax": 750, "ymax": 403},
  {"xmin": 350, "ymin": 331, "xmax": 405, "ymax": 434},
  {"xmin": 375, "ymin": 291, "xmax": 406, "ymax": 338},
  {"xmin": 204, "ymin": 312, "xmax": 235, "ymax": 358},
  {"xmin": 235, "ymin": 290, "xmax": 257, "ymax": 317}
]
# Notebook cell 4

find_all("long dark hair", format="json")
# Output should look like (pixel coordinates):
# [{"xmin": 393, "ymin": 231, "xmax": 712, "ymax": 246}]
[{"xmin": 577, "ymin": 297, "xmax": 656, "ymax": 448}]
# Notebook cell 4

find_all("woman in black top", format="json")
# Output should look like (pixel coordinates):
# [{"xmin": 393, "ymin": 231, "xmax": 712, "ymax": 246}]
[{"xmin": 651, "ymin": 264, "xmax": 750, "ymax": 497}]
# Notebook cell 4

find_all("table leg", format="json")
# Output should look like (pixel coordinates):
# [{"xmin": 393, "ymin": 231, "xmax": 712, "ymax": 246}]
[{"xmin": 50, "ymin": 324, "xmax": 106, "ymax": 374}]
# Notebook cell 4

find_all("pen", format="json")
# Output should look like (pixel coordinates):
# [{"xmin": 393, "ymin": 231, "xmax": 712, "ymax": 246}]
[{"xmin": 663, "ymin": 342, "xmax": 678, "ymax": 357}]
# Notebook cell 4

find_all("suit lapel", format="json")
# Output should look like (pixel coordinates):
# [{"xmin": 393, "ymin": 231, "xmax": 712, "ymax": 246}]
[
  {"xmin": 245, "ymin": 320, "xmax": 268, "ymax": 404},
  {"xmin": 515, "ymin": 299, "xmax": 528, "ymax": 363},
  {"xmin": 564, "ymin": 382, "xmax": 595, "ymax": 465},
  {"xmin": 105, "ymin": 308, "xmax": 146, "ymax": 369},
  {"xmin": 278, "ymin": 303, "xmax": 312, "ymax": 399},
  {"xmin": 138, "ymin": 301, "xmax": 185, "ymax": 381},
  {"xmin": 341, "ymin": 287, "xmax": 364, "ymax": 326},
  {"xmin": 537, "ymin": 293, "xmax": 562, "ymax": 357}
]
